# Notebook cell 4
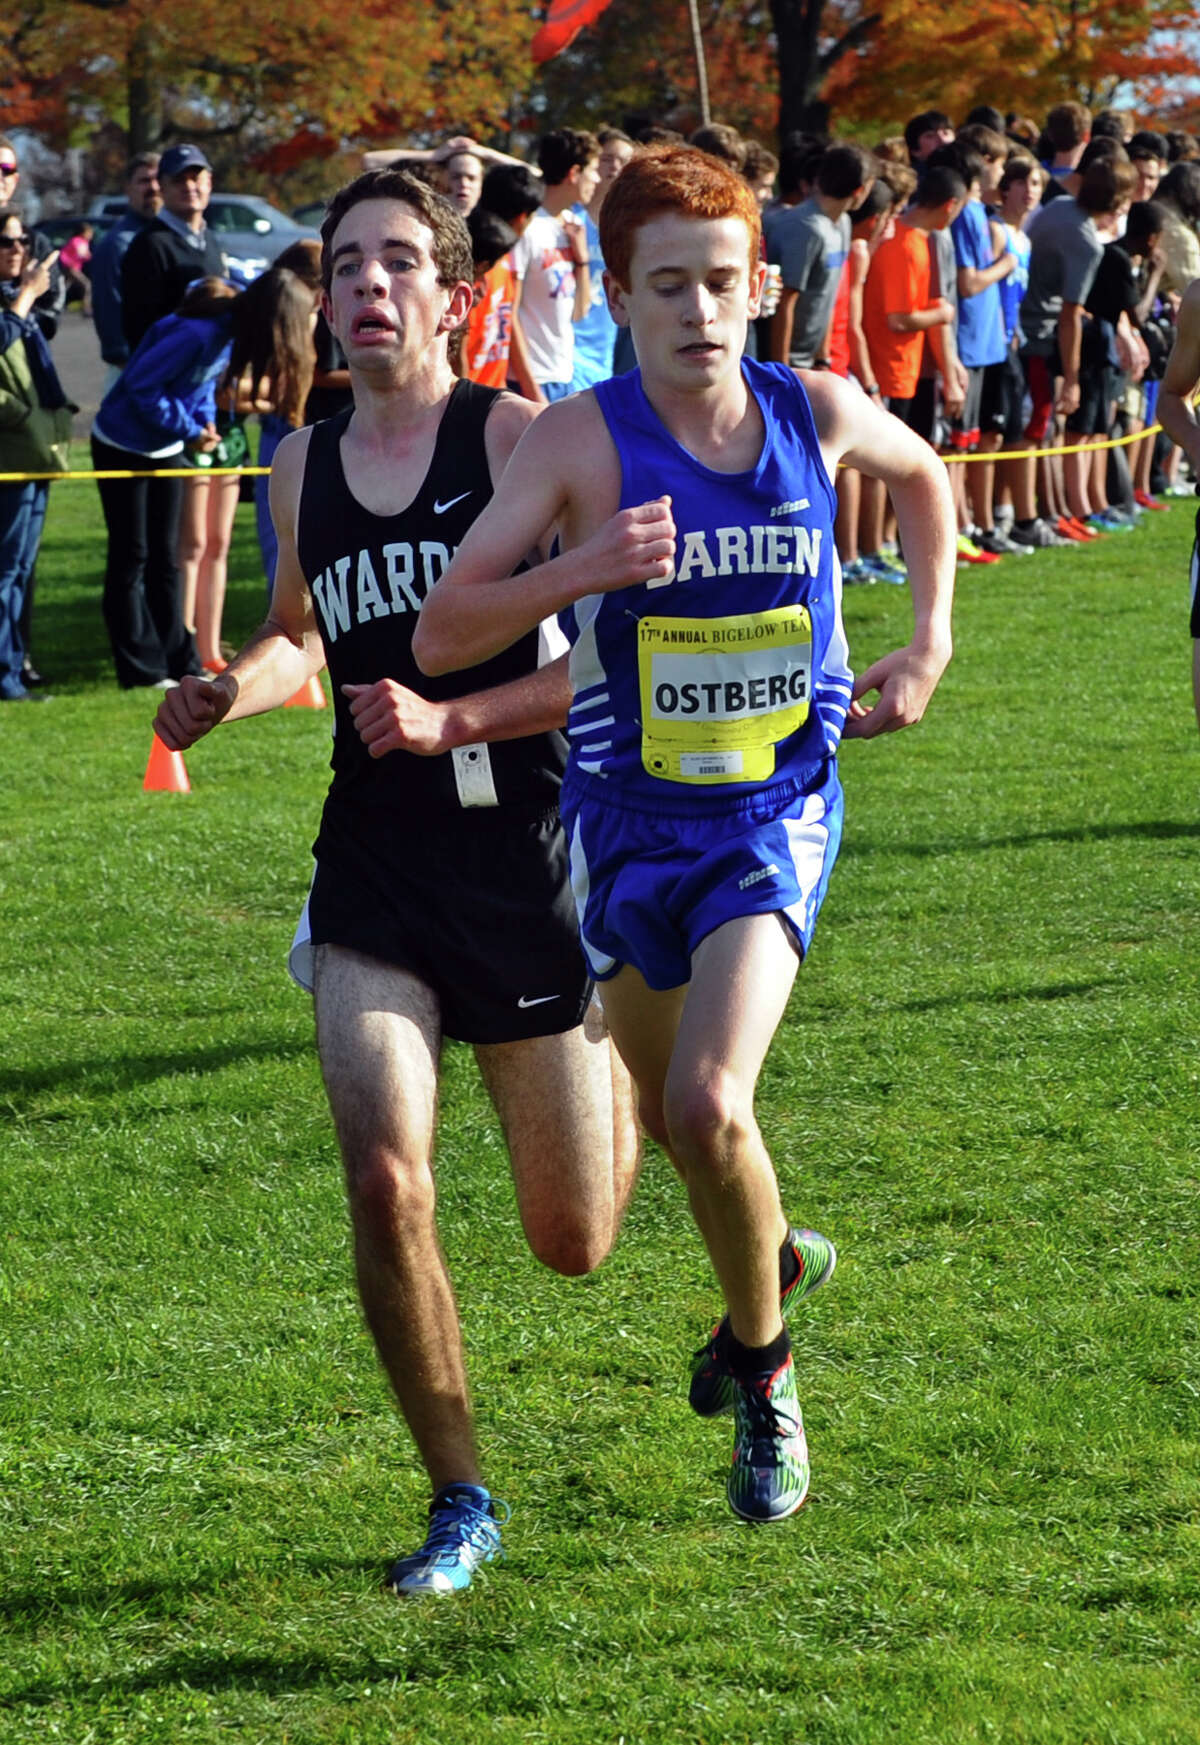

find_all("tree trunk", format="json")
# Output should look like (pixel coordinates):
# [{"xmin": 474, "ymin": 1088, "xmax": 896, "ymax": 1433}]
[
  {"xmin": 769, "ymin": 0, "xmax": 881, "ymax": 142},
  {"xmin": 127, "ymin": 20, "xmax": 162, "ymax": 154}
]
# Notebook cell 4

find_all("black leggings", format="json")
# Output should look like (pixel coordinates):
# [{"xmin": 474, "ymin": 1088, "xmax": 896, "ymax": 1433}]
[{"xmin": 92, "ymin": 434, "xmax": 198, "ymax": 688}]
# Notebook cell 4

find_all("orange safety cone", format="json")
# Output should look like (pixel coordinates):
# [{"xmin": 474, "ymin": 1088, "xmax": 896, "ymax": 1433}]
[
  {"xmin": 284, "ymin": 674, "xmax": 327, "ymax": 710},
  {"xmin": 143, "ymin": 732, "xmax": 190, "ymax": 793}
]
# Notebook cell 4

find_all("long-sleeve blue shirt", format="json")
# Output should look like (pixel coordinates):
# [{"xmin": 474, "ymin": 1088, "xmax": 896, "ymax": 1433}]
[
  {"xmin": 93, "ymin": 311, "xmax": 232, "ymax": 456},
  {"xmin": 90, "ymin": 208, "xmax": 154, "ymax": 367}
]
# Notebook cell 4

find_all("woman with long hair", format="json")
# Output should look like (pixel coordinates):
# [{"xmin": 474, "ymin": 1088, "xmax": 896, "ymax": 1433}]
[
  {"xmin": 92, "ymin": 275, "xmax": 235, "ymax": 689},
  {"xmin": 237, "ymin": 239, "xmax": 333, "ymax": 590},
  {"xmin": 179, "ymin": 263, "xmax": 318, "ymax": 668}
]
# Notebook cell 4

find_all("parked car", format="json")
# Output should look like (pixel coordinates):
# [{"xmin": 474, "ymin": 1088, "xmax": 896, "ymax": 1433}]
[
  {"xmin": 87, "ymin": 192, "xmax": 318, "ymax": 281},
  {"xmin": 33, "ymin": 212, "xmax": 114, "ymax": 249},
  {"xmin": 291, "ymin": 201, "xmax": 328, "ymax": 229}
]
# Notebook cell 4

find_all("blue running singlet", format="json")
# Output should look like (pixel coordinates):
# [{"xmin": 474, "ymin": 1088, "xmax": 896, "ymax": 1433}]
[{"xmin": 560, "ymin": 358, "xmax": 853, "ymax": 816}]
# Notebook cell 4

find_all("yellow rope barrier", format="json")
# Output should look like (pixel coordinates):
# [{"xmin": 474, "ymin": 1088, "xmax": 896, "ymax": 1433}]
[
  {"xmin": 0, "ymin": 403, "xmax": 1188, "ymax": 483},
  {"xmin": 0, "ymin": 464, "xmax": 270, "ymax": 481}
]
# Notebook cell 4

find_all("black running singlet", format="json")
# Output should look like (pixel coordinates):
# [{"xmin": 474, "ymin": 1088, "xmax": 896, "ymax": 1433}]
[{"xmin": 296, "ymin": 380, "xmax": 567, "ymax": 840}]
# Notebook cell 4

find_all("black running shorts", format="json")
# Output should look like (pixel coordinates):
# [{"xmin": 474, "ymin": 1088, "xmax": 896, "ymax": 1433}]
[{"xmin": 308, "ymin": 804, "xmax": 591, "ymax": 1044}]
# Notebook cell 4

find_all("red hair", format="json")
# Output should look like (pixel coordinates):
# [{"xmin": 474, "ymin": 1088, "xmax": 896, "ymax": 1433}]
[{"xmin": 599, "ymin": 145, "xmax": 761, "ymax": 290}]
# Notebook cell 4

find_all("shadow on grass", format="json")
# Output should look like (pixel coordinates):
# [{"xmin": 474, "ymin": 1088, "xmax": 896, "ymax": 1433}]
[
  {"xmin": 843, "ymin": 819, "xmax": 1200, "ymax": 860},
  {"xmin": 1, "ymin": 1577, "xmax": 517, "ymax": 1707},
  {"xmin": 898, "ymin": 976, "xmax": 1121, "ymax": 1015},
  {"xmin": 1, "ymin": 1037, "xmax": 314, "ymax": 1110}
]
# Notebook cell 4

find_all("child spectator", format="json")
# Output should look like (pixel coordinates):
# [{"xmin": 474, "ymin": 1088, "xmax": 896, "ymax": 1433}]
[
  {"xmin": 58, "ymin": 221, "xmax": 93, "ymax": 314},
  {"xmin": 766, "ymin": 142, "xmax": 875, "ymax": 369}
]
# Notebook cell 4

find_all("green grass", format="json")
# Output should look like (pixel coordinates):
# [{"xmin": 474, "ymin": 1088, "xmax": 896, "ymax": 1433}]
[{"xmin": 2, "ymin": 481, "xmax": 1198, "ymax": 1743}]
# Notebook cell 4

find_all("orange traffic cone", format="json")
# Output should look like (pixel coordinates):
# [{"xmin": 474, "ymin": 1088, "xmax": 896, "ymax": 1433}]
[
  {"xmin": 284, "ymin": 674, "xmax": 326, "ymax": 710},
  {"xmin": 143, "ymin": 733, "xmax": 190, "ymax": 793}
]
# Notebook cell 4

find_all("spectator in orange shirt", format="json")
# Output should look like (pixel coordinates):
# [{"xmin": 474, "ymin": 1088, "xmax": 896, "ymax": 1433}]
[
  {"xmin": 469, "ymin": 164, "xmax": 543, "ymax": 397},
  {"xmin": 859, "ymin": 165, "xmax": 965, "ymax": 573},
  {"xmin": 463, "ymin": 209, "xmax": 519, "ymax": 388},
  {"xmin": 862, "ymin": 165, "xmax": 965, "ymax": 419}
]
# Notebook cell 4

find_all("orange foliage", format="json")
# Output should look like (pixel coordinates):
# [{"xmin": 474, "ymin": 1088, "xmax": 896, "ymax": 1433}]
[{"xmin": 821, "ymin": 0, "xmax": 1200, "ymax": 133}]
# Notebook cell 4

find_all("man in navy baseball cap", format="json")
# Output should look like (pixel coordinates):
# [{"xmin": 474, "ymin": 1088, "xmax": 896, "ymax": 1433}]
[{"xmin": 120, "ymin": 143, "xmax": 224, "ymax": 350}]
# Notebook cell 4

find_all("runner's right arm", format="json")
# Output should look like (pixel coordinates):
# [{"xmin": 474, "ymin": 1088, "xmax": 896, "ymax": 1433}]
[
  {"xmin": 1159, "ymin": 280, "xmax": 1200, "ymax": 473},
  {"xmin": 152, "ymin": 427, "xmax": 326, "ymax": 751},
  {"xmin": 413, "ymin": 397, "xmax": 675, "ymax": 676}
]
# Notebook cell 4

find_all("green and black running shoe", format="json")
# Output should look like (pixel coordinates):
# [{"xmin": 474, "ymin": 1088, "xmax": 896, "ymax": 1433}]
[
  {"xmin": 727, "ymin": 1353, "xmax": 810, "ymax": 1523},
  {"xmin": 688, "ymin": 1227, "xmax": 836, "ymax": 1419}
]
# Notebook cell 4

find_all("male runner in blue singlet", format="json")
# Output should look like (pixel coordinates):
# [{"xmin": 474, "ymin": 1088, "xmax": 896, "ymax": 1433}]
[
  {"xmin": 153, "ymin": 171, "xmax": 639, "ymax": 1592},
  {"xmin": 415, "ymin": 147, "xmax": 957, "ymax": 1524}
]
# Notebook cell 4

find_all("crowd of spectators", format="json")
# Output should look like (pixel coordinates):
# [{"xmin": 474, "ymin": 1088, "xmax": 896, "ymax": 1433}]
[{"xmin": 2, "ymin": 100, "xmax": 1199, "ymax": 701}]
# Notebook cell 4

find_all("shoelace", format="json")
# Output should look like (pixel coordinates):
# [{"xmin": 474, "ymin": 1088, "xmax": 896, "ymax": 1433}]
[
  {"xmin": 736, "ymin": 1377, "xmax": 796, "ymax": 1453},
  {"xmin": 423, "ymin": 1497, "xmax": 511, "ymax": 1563}
]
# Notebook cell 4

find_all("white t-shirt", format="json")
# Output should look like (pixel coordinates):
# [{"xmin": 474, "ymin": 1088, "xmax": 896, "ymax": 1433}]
[{"xmin": 512, "ymin": 208, "xmax": 578, "ymax": 387}]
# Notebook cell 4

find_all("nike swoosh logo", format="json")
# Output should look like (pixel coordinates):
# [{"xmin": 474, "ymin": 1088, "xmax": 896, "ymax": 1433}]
[
  {"xmin": 433, "ymin": 492, "xmax": 472, "ymax": 515},
  {"xmin": 517, "ymin": 994, "xmax": 559, "ymax": 1008}
]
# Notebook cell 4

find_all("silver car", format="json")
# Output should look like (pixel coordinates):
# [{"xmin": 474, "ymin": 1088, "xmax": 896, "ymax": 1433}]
[{"xmin": 88, "ymin": 192, "xmax": 318, "ymax": 281}]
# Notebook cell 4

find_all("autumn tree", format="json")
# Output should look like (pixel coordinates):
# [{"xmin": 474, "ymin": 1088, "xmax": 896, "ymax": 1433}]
[
  {"xmin": 534, "ymin": 0, "xmax": 780, "ymax": 142},
  {"xmin": 0, "ymin": 0, "xmax": 535, "ymax": 184}
]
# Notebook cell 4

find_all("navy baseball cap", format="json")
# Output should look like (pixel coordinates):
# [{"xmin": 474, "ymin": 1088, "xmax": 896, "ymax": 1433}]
[{"xmin": 158, "ymin": 144, "xmax": 212, "ymax": 180}]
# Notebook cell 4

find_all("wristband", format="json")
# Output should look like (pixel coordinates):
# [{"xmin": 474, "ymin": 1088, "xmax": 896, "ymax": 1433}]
[{"xmin": 865, "ymin": 384, "xmax": 881, "ymax": 397}]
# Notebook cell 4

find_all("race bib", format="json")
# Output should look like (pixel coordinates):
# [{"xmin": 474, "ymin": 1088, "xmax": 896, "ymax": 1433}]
[{"xmin": 637, "ymin": 607, "xmax": 812, "ymax": 785}]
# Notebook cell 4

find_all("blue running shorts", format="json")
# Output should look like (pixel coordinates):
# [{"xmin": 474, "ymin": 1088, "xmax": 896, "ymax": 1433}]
[{"xmin": 562, "ymin": 762, "xmax": 844, "ymax": 991}]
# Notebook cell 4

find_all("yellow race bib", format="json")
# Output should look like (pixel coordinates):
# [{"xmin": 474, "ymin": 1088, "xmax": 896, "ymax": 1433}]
[{"xmin": 637, "ymin": 607, "xmax": 812, "ymax": 785}]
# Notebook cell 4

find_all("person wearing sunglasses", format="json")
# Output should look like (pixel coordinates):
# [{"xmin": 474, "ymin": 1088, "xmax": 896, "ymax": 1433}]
[
  {"xmin": 0, "ymin": 212, "xmax": 73, "ymax": 701},
  {"xmin": 0, "ymin": 137, "xmax": 66, "ymax": 341}
]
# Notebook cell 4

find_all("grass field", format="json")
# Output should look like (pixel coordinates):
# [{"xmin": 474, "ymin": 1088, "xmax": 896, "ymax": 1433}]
[{"xmin": 2, "ymin": 478, "xmax": 1198, "ymax": 1744}]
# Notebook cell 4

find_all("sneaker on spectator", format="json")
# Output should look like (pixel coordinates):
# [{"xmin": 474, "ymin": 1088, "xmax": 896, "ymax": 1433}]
[
  {"xmin": 978, "ymin": 527, "xmax": 1032, "ymax": 557},
  {"xmin": 861, "ymin": 552, "xmax": 907, "ymax": 584},
  {"xmin": 1088, "ymin": 510, "xmax": 1135, "ymax": 533},
  {"xmin": 1163, "ymin": 482, "xmax": 1194, "ymax": 497},
  {"xmin": 1133, "ymin": 490, "xmax": 1168, "ymax": 511},
  {"xmin": 1008, "ymin": 518, "xmax": 1066, "ymax": 549},
  {"xmin": 841, "ymin": 556, "xmax": 873, "ymax": 585},
  {"xmin": 956, "ymin": 532, "xmax": 1001, "ymax": 565},
  {"xmin": 1058, "ymin": 516, "xmax": 1099, "ymax": 541}
]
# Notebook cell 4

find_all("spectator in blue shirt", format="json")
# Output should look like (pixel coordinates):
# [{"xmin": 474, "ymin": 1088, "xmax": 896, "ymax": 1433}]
[
  {"xmin": 948, "ymin": 126, "xmax": 1014, "ymax": 551},
  {"xmin": 89, "ymin": 154, "xmax": 162, "ymax": 382}
]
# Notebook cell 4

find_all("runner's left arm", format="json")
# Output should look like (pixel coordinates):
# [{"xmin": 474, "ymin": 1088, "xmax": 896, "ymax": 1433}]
[
  {"xmin": 805, "ymin": 371, "xmax": 955, "ymax": 738},
  {"xmin": 343, "ymin": 655, "xmax": 573, "ymax": 759}
]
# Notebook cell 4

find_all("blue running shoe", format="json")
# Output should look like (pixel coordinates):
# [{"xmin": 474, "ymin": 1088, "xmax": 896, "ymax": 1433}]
[
  {"xmin": 861, "ymin": 552, "xmax": 908, "ymax": 585},
  {"xmin": 388, "ymin": 1483, "xmax": 509, "ymax": 1594},
  {"xmin": 689, "ymin": 1227, "xmax": 836, "ymax": 1418},
  {"xmin": 727, "ymin": 1353, "xmax": 810, "ymax": 1522}
]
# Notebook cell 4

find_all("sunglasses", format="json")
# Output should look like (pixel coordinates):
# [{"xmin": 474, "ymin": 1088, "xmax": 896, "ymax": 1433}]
[
  {"xmin": 0, "ymin": 233, "xmax": 30, "ymax": 247},
  {"xmin": 0, "ymin": 162, "xmax": 18, "ymax": 176}
]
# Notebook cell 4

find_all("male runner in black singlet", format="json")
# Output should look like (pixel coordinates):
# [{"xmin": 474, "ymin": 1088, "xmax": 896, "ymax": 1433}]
[{"xmin": 154, "ymin": 170, "xmax": 639, "ymax": 1594}]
